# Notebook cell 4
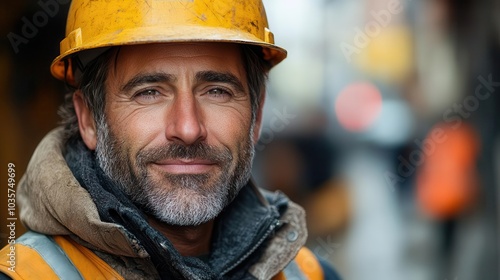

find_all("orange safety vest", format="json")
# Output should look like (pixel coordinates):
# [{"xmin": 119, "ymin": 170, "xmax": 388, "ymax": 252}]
[{"xmin": 0, "ymin": 231, "xmax": 323, "ymax": 279}]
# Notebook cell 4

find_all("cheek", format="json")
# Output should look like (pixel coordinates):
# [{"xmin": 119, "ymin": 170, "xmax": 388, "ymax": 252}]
[
  {"xmin": 204, "ymin": 104, "xmax": 253, "ymax": 146},
  {"xmin": 107, "ymin": 105, "xmax": 168, "ymax": 154}
]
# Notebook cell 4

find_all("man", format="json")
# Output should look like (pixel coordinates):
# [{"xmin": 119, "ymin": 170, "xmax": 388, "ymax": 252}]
[{"xmin": 0, "ymin": 0, "xmax": 340, "ymax": 279}]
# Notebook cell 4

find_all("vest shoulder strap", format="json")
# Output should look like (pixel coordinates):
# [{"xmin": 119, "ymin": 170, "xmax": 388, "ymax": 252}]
[
  {"xmin": 0, "ymin": 231, "xmax": 123, "ymax": 280},
  {"xmin": 277, "ymin": 247, "xmax": 325, "ymax": 280},
  {"xmin": 0, "ymin": 231, "xmax": 83, "ymax": 279}
]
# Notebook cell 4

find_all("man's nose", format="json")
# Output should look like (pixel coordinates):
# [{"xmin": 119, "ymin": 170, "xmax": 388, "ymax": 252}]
[{"xmin": 165, "ymin": 92, "xmax": 207, "ymax": 145}]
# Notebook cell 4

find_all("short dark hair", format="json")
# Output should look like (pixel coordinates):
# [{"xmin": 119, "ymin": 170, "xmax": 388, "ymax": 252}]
[{"xmin": 58, "ymin": 44, "xmax": 270, "ymax": 143}]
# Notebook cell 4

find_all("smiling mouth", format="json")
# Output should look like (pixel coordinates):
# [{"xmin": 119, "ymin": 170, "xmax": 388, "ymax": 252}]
[{"xmin": 152, "ymin": 159, "xmax": 217, "ymax": 174}]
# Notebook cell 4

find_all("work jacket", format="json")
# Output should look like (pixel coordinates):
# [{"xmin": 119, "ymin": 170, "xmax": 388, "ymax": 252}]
[{"xmin": 0, "ymin": 128, "xmax": 333, "ymax": 279}]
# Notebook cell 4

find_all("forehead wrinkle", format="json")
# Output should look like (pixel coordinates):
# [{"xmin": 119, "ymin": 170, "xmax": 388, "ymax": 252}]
[{"xmin": 108, "ymin": 43, "xmax": 247, "ymax": 94}]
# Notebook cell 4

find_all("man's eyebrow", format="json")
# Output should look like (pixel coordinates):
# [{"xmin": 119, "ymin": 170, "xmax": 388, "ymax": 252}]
[
  {"xmin": 120, "ymin": 72, "xmax": 176, "ymax": 92},
  {"xmin": 195, "ymin": 71, "xmax": 245, "ymax": 93}
]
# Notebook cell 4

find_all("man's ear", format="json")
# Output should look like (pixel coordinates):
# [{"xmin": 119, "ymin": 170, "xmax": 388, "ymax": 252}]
[
  {"xmin": 252, "ymin": 91, "xmax": 266, "ymax": 144},
  {"xmin": 73, "ymin": 91, "xmax": 97, "ymax": 150}
]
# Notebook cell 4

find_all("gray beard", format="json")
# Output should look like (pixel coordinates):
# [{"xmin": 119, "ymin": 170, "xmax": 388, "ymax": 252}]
[{"xmin": 95, "ymin": 118, "xmax": 255, "ymax": 226}]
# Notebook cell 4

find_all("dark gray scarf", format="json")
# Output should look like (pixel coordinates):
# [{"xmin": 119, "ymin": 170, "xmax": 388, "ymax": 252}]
[{"xmin": 64, "ymin": 138, "xmax": 286, "ymax": 279}]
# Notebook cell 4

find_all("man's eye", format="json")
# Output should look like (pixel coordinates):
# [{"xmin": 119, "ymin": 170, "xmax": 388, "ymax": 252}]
[
  {"xmin": 134, "ymin": 89, "xmax": 160, "ymax": 102},
  {"xmin": 131, "ymin": 89, "xmax": 165, "ymax": 104},
  {"xmin": 135, "ymin": 89, "xmax": 161, "ymax": 100},
  {"xmin": 207, "ymin": 88, "xmax": 231, "ymax": 98}
]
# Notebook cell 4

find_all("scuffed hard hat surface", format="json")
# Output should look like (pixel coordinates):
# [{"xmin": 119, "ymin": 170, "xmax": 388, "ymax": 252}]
[
  {"xmin": 51, "ymin": 0, "xmax": 286, "ymax": 82},
  {"xmin": 63, "ymin": 0, "xmax": 270, "ymax": 54},
  {"xmin": 68, "ymin": 0, "xmax": 268, "ymax": 37}
]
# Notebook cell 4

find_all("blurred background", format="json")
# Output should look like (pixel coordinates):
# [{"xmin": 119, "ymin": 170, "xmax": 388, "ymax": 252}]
[{"xmin": 1, "ymin": 0, "xmax": 499, "ymax": 279}]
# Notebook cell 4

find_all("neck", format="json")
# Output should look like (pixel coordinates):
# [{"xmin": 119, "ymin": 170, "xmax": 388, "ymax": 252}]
[{"xmin": 147, "ymin": 216, "xmax": 214, "ymax": 257}]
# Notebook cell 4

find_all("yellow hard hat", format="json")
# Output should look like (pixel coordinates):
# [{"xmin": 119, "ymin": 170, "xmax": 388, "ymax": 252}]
[{"xmin": 50, "ymin": 0, "xmax": 287, "ymax": 85}]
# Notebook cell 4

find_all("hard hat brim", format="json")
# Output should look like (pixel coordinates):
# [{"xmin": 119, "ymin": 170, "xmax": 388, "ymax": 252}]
[{"xmin": 50, "ymin": 25, "xmax": 287, "ymax": 84}]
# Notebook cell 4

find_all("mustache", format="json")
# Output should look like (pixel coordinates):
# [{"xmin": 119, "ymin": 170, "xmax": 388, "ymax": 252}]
[{"xmin": 136, "ymin": 142, "xmax": 233, "ymax": 166}]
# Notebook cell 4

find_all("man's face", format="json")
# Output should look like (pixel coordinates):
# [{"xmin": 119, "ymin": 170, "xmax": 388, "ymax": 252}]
[{"xmin": 94, "ymin": 43, "xmax": 261, "ymax": 226}]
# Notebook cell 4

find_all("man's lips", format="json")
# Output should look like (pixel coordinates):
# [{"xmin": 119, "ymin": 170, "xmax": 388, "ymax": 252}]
[{"xmin": 152, "ymin": 159, "xmax": 217, "ymax": 174}]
